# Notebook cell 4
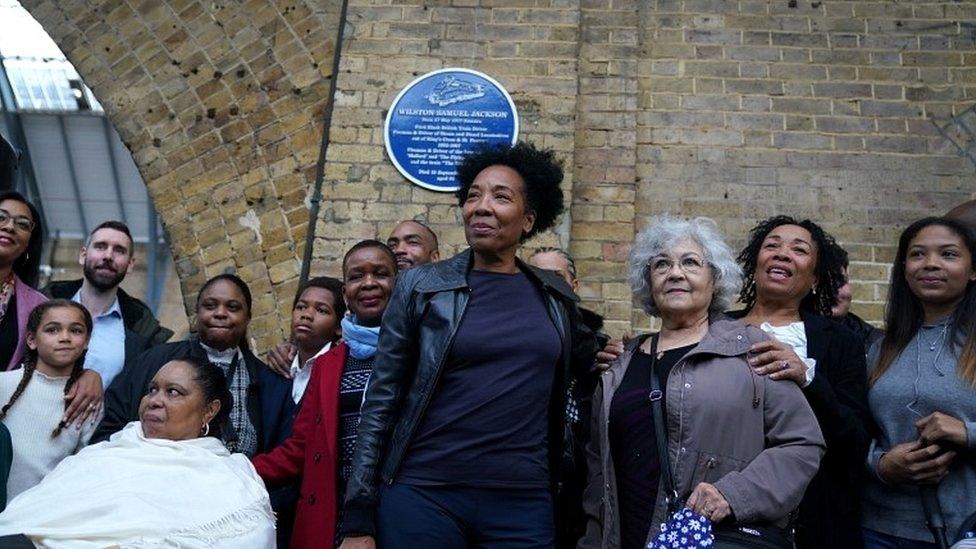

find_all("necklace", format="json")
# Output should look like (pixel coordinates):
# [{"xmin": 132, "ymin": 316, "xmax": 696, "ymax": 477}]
[
  {"xmin": 925, "ymin": 322, "xmax": 949, "ymax": 351},
  {"xmin": 908, "ymin": 321, "xmax": 950, "ymax": 417},
  {"xmin": 655, "ymin": 333, "xmax": 704, "ymax": 359},
  {"xmin": 0, "ymin": 272, "xmax": 14, "ymax": 323}
]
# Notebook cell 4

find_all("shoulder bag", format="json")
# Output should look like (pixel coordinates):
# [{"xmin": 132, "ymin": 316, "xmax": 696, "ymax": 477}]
[{"xmin": 646, "ymin": 333, "xmax": 794, "ymax": 549}]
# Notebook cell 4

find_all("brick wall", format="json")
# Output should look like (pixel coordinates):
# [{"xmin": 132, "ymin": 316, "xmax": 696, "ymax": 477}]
[
  {"xmin": 629, "ymin": 1, "xmax": 975, "ymax": 329},
  {"xmin": 22, "ymin": 0, "xmax": 345, "ymax": 351},
  {"xmin": 308, "ymin": 0, "xmax": 583, "ymax": 278},
  {"xmin": 23, "ymin": 0, "xmax": 976, "ymax": 348}
]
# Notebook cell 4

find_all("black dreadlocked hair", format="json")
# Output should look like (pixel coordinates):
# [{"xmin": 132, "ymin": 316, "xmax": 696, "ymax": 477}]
[{"xmin": 737, "ymin": 215, "xmax": 847, "ymax": 317}]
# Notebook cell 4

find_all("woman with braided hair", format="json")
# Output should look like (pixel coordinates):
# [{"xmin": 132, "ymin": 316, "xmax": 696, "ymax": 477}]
[{"xmin": 0, "ymin": 299, "xmax": 96, "ymax": 500}]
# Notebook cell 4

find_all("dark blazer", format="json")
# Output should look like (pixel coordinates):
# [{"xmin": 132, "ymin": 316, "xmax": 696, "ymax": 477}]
[
  {"xmin": 795, "ymin": 311, "xmax": 871, "ymax": 549},
  {"xmin": 257, "ymin": 361, "xmax": 300, "ymax": 549},
  {"xmin": 730, "ymin": 309, "xmax": 871, "ymax": 549},
  {"xmin": 340, "ymin": 249, "xmax": 598, "ymax": 539},
  {"xmin": 91, "ymin": 339, "xmax": 295, "ymax": 454},
  {"xmin": 43, "ymin": 280, "xmax": 174, "ymax": 345}
]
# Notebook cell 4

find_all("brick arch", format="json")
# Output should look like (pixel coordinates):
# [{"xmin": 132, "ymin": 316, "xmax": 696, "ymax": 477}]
[
  {"xmin": 23, "ymin": 0, "xmax": 976, "ymax": 345},
  {"xmin": 21, "ymin": 0, "xmax": 345, "ymax": 351}
]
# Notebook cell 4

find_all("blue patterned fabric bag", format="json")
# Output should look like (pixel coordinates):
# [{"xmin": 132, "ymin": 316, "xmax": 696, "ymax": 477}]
[{"xmin": 648, "ymin": 507, "xmax": 714, "ymax": 548}]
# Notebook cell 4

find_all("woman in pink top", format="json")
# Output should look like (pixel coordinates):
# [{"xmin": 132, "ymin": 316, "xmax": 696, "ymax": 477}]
[
  {"xmin": 0, "ymin": 190, "xmax": 46, "ymax": 372},
  {"xmin": 0, "ymin": 191, "xmax": 99, "ymax": 426}
]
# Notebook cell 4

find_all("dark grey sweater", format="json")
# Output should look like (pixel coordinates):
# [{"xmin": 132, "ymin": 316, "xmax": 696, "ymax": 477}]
[{"xmin": 863, "ymin": 318, "xmax": 976, "ymax": 542}]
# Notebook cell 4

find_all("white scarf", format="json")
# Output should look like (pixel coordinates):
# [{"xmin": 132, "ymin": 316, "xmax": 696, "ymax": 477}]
[{"xmin": 0, "ymin": 422, "xmax": 275, "ymax": 548}]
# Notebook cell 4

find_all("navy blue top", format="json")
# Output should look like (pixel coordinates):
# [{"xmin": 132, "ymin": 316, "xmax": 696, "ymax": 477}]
[{"xmin": 398, "ymin": 270, "xmax": 562, "ymax": 488}]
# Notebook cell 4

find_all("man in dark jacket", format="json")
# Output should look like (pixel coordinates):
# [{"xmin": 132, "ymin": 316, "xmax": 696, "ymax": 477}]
[
  {"xmin": 386, "ymin": 219, "xmax": 440, "ymax": 272},
  {"xmin": 44, "ymin": 221, "xmax": 173, "ymax": 347}
]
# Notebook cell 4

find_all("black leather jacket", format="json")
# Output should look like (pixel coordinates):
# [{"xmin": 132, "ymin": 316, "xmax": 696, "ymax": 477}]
[{"xmin": 341, "ymin": 249, "xmax": 598, "ymax": 537}]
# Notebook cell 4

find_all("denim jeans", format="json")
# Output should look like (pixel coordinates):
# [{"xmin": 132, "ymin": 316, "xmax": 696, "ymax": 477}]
[
  {"xmin": 862, "ymin": 528, "xmax": 937, "ymax": 549},
  {"xmin": 377, "ymin": 483, "xmax": 554, "ymax": 549}
]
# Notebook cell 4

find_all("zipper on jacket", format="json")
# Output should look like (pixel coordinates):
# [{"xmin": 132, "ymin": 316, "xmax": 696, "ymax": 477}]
[
  {"xmin": 749, "ymin": 364, "xmax": 760, "ymax": 408},
  {"xmin": 672, "ymin": 359, "xmax": 688, "ymax": 494},
  {"xmin": 385, "ymin": 287, "xmax": 471, "ymax": 483}
]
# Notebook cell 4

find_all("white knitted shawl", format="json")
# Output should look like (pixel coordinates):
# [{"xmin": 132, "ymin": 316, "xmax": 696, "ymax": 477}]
[{"xmin": 0, "ymin": 422, "xmax": 275, "ymax": 548}]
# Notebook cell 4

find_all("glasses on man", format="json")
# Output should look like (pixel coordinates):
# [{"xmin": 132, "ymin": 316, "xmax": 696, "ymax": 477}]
[
  {"xmin": 0, "ymin": 209, "xmax": 35, "ymax": 233},
  {"xmin": 648, "ymin": 255, "xmax": 706, "ymax": 276}
]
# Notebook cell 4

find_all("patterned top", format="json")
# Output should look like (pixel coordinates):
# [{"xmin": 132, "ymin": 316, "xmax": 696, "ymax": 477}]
[
  {"xmin": 338, "ymin": 355, "xmax": 374, "ymax": 487},
  {"xmin": 201, "ymin": 344, "xmax": 258, "ymax": 456}
]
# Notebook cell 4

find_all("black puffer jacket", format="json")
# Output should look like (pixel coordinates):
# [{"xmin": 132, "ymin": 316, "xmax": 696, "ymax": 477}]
[{"xmin": 340, "ymin": 249, "xmax": 598, "ymax": 539}]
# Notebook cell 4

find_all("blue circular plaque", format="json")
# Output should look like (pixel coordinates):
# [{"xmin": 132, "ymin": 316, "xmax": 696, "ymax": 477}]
[{"xmin": 384, "ymin": 68, "xmax": 519, "ymax": 192}]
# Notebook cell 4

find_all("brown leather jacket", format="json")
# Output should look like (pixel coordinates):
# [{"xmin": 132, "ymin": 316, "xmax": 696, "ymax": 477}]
[{"xmin": 579, "ymin": 317, "xmax": 825, "ymax": 549}]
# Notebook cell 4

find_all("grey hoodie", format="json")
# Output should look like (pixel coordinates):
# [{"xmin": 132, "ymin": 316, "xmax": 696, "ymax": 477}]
[{"xmin": 863, "ymin": 318, "xmax": 976, "ymax": 543}]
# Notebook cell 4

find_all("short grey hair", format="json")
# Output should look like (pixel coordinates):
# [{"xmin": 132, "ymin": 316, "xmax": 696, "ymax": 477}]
[{"xmin": 629, "ymin": 216, "xmax": 742, "ymax": 317}]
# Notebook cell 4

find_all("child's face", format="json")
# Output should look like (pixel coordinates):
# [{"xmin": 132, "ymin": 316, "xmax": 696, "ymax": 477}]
[
  {"xmin": 27, "ymin": 307, "xmax": 89, "ymax": 369},
  {"xmin": 291, "ymin": 287, "xmax": 341, "ymax": 354}
]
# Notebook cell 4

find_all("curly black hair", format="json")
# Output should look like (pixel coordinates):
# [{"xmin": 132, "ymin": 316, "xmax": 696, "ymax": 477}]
[
  {"xmin": 737, "ymin": 215, "xmax": 847, "ymax": 316},
  {"xmin": 455, "ymin": 141, "xmax": 565, "ymax": 241}
]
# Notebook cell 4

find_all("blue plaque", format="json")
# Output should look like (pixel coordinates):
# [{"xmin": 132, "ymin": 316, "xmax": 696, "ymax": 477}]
[{"xmin": 384, "ymin": 68, "xmax": 519, "ymax": 192}]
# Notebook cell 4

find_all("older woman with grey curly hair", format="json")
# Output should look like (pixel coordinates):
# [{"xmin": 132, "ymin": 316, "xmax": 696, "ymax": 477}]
[{"xmin": 579, "ymin": 216, "xmax": 825, "ymax": 549}]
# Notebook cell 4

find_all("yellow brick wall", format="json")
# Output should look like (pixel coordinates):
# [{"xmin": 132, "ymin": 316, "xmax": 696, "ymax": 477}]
[{"xmin": 23, "ymin": 0, "xmax": 976, "ymax": 351}]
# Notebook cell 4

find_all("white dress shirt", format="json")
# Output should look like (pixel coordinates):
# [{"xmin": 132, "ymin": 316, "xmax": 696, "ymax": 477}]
[{"xmin": 290, "ymin": 342, "xmax": 332, "ymax": 404}]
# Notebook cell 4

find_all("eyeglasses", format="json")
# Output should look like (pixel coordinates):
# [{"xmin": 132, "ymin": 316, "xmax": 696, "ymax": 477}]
[
  {"xmin": 0, "ymin": 209, "xmax": 35, "ymax": 233},
  {"xmin": 648, "ymin": 255, "xmax": 707, "ymax": 276}
]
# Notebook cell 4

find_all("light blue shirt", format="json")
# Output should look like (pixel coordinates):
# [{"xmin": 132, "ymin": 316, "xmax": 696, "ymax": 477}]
[{"xmin": 71, "ymin": 290, "xmax": 126, "ymax": 387}]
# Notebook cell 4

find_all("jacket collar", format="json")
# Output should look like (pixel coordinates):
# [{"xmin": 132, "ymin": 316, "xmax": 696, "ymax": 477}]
[
  {"xmin": 189, "ymin": 338, "xmax": 262, "ymax": 385},
  {"xmin": 685, "ymin": 315, "xmax": 761, "ymax": 358},
  {"xmin": 415, "ymin": 248, "xmax": 579, "ymax": 302},
  {"xmin": 47, "ymin": 278, "xmax": 145, "ymax": 328},
  {"xmin": 621, "ymin": 314, "xmax": 761, "ymax": 363}
]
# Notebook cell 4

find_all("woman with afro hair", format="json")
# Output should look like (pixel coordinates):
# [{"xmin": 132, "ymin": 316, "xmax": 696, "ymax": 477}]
[
  {"xmin": 339, "ymin": 141, "xmax": 597, "ymax": 549},
  {"xmin": 731, "ymin": 215, "xmax": 872, "ymax": 549}
]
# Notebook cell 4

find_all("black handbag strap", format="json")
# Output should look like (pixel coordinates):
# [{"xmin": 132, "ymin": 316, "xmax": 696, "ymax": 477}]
[{"xmin": 647, "ymin": 333, "xmax": 680, "ymax": 514}]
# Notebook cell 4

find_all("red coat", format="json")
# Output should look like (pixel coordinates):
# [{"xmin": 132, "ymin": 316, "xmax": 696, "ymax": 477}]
[{"xmin": 253, "ymin": 343, "xmax": 348, "ymax": 549}]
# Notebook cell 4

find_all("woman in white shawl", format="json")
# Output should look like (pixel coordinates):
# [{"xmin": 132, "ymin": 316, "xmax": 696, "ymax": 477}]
[{"xmin": 0, "ymin": 356, "xmax": 275, "ymax": 548}]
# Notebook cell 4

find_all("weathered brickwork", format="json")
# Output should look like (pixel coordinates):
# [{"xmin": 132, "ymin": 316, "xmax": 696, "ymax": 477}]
[
  {"xmin": 571, "ymin": 0, "xmax": 640, "ymax": 336},
  {"xmin": 22, "ymin": 0, "xmax": 976, "ymax": 347},
  {"xmin": 308, "ymin": 0, "xmax": 582, "ymax": 278},
  {"xmin": 632, "ymin": 1, "xmax": 976, "ymax": 329},
  {"xmin": 22, "ymin": 0, "xmax": 345, "ymax": 351}
]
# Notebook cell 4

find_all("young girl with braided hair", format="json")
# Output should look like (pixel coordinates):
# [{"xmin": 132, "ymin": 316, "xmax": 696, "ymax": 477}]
[{"xmin": 0, "ymin": 299, "xmax": 96, "ymax": 500}]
